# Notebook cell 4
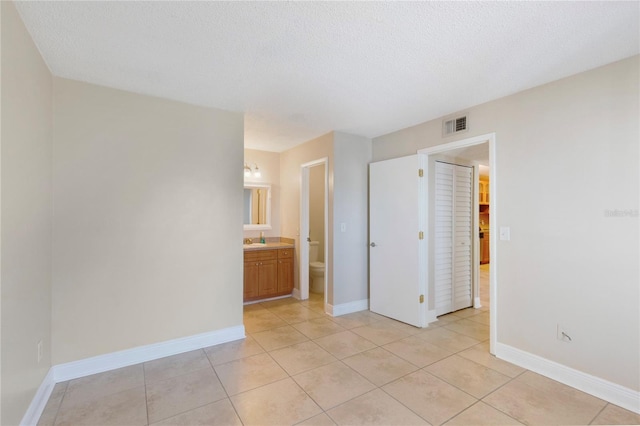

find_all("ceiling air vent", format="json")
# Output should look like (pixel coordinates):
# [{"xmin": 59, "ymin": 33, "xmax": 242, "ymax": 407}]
[{"xmin": 442, "ymin": 114, "xmax": 468, "ymax": 137}]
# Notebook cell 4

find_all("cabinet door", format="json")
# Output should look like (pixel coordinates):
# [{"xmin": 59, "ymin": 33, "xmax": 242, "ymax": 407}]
[
  {"xmin": 277, "ymin": 258, "xmax": 294, "ymax": 293},
  {"xmin": 244, "ymin": 261, "xmax": 260, "ymax": 299},
  {"xmin": 258, "ymin": 259, "xmax": 278, "ymax": 296}
]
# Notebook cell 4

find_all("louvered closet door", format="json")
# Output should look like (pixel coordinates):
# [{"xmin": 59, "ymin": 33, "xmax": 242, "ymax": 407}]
[{"xmin": 434, "ymin": 161, "xmax": 473, "ymax": 316}]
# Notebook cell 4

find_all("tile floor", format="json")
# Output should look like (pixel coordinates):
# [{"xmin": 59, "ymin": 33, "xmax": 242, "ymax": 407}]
[{"xmin": 38, "ymin": 265, "xmax": 640, "ymax": 425}]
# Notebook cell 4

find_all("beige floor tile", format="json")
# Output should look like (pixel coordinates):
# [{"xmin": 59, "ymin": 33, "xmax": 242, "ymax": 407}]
[
  {"xmin": 483, "ymin": 371, "xmax": 607, "ymax": 425},
  {"xmin": 591, "ymin": 404, "xmax": 640, "ymax": 425},
  {"xmin": 443, "ymin": 318, "xmax": 490, "ymax": 341},
  {"xmin": 466, "ymin": 311, "xmax": 491, "ymax": 326},
  {"xmin": 259, "ymin": 297, "xmax": 300, "ymax": 309},
  {"xmin": 292, "ymin": 317, "xmax": 346, "ymax": 339},
  {"xmin": 314, "ymin": 330, "xmax": 377, "ymax": 359},
  {"xmin": 327, "ymin": 389, "xmax": 428, "ymax": 425},
  {"xmin": 214, "ymin": 352, "xmax": 288, "ymax": 395},
  {"xmin": 251, "ymin": 325, "xmax": 309, "ymax": 351},
  {"xmin": 62, "ymin": 364, "xmax": 144, "ymax": 407},
  {"xmin": 146, "ymin": 367, "xmax": 227, "ymax": 423},
  {"xmin": 425, "ymin": 354, "xmax": 511, "ymax": 398},
  {"xmin": 270, "ymin": 341, "xmax": 336, "ymax": 375},
  {"xmin": 329, "ymin": 311, "xmax": 380, "ymax": 329},
  {"xmin": 382, "ymin": 370, "xmax": 477, "ymax": 425},
  {"xmin": 417, "ymin": 327, "xmax": 481, "ymax": 352},
  {"xmin": 231, "ymin": 378, "xmax": 322, "ymax": 425},
  {"xmin": 243, "ymin": 309, "xmax": 287, "ymax": 333},
  {"xmin": 204, "ymin": 335, "xmax": 264, "ymax": 365},
  {"xmin": 350, "ymin": 321, "xmax": 412, "ymax": 345},
  {"xmin": 37, "ymin": 382, "xmax": 68, "ymax": 426},
  {"xmin": 432, "ymin": 314, "xmax": 461, "ymax": 326},
  {"xmin": 269, "ymin": 303, "xmax": 324, "ymax": 324},
  {"xmin": 457, "ymin": 344, "xmax": 525, "ymax": 378},
  {"xmin": 144, "ymin": 349, "xmax": 211, "ymax": 383},
  {"xmin": 450, "ymin": 308, "xmax": 483, "ymax": 319},
  {"xmin": 243, "ymin": 302, "xmax": 267, "ymax": 312},
  {"xmin": 343, "ymin": 347, "xmax": 418, "ymax": 386},
  {"xmin": 55, "ymin": 386, "xmax": 147, "ymax": 426},
  {"xmin": 383, "ymin": 335, "xmax": 454, "ymax": 367},
  {"xmin": 444, "ymin": 401, "xmax": 523, "ymax": 425},
  {"xmin": 150, "ymin": 398, "xmax": 242, "ymax": 426},
  {"xmin": 292, "ymin": 361, "xmax": 376, "ymax": 410},
  {"xmin": 296, "ymin": 412, "xmax": 337, "ymax": 425}
]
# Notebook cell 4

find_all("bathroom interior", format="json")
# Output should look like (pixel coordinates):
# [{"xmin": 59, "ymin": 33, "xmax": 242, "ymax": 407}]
[{"xmin": 242, "ymin": 148, "xmax": 326, "ymax": 305}]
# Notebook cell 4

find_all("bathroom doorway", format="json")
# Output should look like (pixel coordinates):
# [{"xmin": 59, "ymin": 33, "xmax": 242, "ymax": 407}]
[{"xmin": 299, "ymin": 158, "xmax": 328, "ymax": 308}]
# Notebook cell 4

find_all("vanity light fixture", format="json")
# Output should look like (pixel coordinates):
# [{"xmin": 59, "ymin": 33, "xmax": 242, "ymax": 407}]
[{"xmin": 244, "ymin": 163, "xmax": 261, "ymax": 178}]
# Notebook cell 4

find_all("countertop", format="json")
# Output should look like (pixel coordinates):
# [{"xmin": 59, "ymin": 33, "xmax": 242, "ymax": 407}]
[{"xmin": 243, "ymin": 242, "xmax": 294, "ymax": 251}]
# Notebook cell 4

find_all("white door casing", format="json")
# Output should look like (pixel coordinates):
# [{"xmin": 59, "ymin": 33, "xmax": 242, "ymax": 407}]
[{"xmin": 369, "ymin": 155, "xmax": 425, "ymax": 327}]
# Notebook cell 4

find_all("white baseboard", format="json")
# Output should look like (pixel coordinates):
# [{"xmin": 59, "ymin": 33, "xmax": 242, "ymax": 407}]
[
  {"xmin": 327, "ymin": 299, "xmax": 369, "ymax": 317},
  {"xmin": 473, "ymin": 296, "xmax": 482, "ymax": 309},
  {"xmin": 53, "ymin": 325, "xmax": 245, "ymax": 382},
  {"xmin": 22, "ymin": 325, "xmax": 245, "ymax": 425},
  {"xmin": 291, "ymin": 288, "xmax": 301, "ymax": 300},
  {"xmin": 495, "ymin": 342, "xmax": 640, "ymax": 414},
  {"xmin": 426, "ymin": 309, "xmax": 438, "ymax": 326},
  {"xmin": 20, "ymin": 368, "xmax": 56, "ymax": 426}
]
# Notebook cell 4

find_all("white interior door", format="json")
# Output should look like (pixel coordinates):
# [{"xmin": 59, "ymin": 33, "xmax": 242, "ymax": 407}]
[
  {"xmin": 434, "ymin": 161, "xmax": 473, "ymax": 315},
  {"xmin": 369, "ymin": 155, "xmax": 423, "ymax": 327}
]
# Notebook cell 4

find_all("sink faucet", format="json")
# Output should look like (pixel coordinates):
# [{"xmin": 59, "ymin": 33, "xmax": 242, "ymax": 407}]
[{"xmin": 244, "ymin": 238, "xmax": 253, "ymax": 244}]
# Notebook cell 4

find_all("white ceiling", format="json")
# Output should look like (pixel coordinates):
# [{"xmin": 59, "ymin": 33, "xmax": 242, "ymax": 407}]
[{"xmin": 15, "ymin": 1, "xmax": 639, "ymax": 152}]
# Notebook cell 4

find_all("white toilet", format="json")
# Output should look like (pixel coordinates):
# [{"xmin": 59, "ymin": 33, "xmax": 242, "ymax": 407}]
[{"xmin": 308, "ymin": 241, "xmax": 325, "ymax": 294}]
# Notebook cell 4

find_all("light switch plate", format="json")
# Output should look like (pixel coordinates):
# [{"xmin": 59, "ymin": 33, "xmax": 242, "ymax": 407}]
[
  {"xmin": 340, "ymin": 223, "xmax": 347, "ymax": 232},
  {"xmin": 499, "ymin": 226, "xmax": 511, "ymax": 241}
]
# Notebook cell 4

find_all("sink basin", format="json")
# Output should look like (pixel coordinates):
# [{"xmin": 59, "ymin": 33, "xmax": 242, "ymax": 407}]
[{"xmin": 243, "ymin": 242, "xmax": 267, "ymax": 248}]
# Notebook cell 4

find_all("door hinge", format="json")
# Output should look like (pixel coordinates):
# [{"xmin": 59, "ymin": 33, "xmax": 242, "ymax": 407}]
[
  {"xmin": 419, "ymin": 294, "xmax": 424, "ymax": 303},
  {"xmin": 419, "ymin": 231, "xmax": 424, "ymax": 240},
  {"xmin": 418, "ymin": 169, "xmax": 424, "ymax": 177}
]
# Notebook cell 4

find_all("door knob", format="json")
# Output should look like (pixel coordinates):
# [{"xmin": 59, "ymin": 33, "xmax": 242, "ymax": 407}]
[
  {"xmin": 306, "ymin": 237, "xmax": 311, "ymax": 242},
  {"xmin": 370, "ymin": 242, "xmax": 376, "ymax": 247}
]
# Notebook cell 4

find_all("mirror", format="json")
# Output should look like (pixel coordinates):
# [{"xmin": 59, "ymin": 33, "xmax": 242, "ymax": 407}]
[{"xmin": 243, "ymin": 183, "xmax": 272, "ymax": 230}]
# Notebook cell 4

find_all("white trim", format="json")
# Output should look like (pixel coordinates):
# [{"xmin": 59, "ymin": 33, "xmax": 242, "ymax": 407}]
[
  {"xmin": 24, "ymin": 325, "xmax": 245, "ymax": 425},
  {"xmin": 474, "ymin": 296, "xmax": 482, "ymax": 309},
  {"xmin": 243, "ymin": 295, "xmax": 291, "ymax": 305},
  {"xmin": 426, "ymin": 308, "xmax": 438, "ymax": 326},
  {"xmin": 326, "ymin": 299, "xmax": 369, "ymax": 317},
  {"xmin": 53, "ymin": 325, "xmax": 244, "ymax": 382},
  {"xmin": 20, "ymin": 369, "xmax": 56, "ymax": 426},
  {"xmin": 291, "ymin": 287, "xmax": 301, "ymax": 300},
  {"xmin": 299, "ymin": 157, "xmax": 329, "ymax": 304},
  {"xmin": 495, "ymin": 342, "xmax": 640, "ymax": 414}
]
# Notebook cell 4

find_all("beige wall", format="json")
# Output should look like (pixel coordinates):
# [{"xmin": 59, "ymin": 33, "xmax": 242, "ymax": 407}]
[
  {"xmin": 1, "ymin": 2, "xmax": 53, "ymax": 424},
  {"xmin": 52, "ymin": 78, "xmax": 244, "ymax": 364},
  {"xmin": 373, "ymin": 56, "xmax": 640, "ymax": 391},
  {"xmin": 244, "ymin": 149, "xmax": 281, "ymax": 239},
  {"xmin": 309, "ymin": 165, "xmax": 325, "ymax": 262},
  {"xmin": 280, "ymin": 133, "xmax": 334, "ymax": 300},
  {"xmin": 332, "ymin": 133, "xmax": 372, "ymax": 305}
]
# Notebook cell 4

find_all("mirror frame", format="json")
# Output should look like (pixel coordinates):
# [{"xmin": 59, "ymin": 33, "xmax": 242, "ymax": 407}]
[{"xmin": 243, "ymin": 183, "xmax": 272, "ymax": 230}]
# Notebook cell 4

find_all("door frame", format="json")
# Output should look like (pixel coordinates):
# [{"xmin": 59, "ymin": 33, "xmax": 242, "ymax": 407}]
[
  {"xmin": 299, "ymin": 158, "xmax": 329, "ymax": 305},
  {"xmin": 418, "ymin": 132, "xmax": 497, "ymax": 354}
]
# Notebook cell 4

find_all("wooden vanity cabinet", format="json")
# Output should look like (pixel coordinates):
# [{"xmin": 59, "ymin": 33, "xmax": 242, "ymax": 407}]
[
  {"xmin": 277, "ymin": 249, "xmax": 294, "ymax": 294},
  {"xmin": 244, "ymin": 248, "xmax": 294, "ymax": 302}
]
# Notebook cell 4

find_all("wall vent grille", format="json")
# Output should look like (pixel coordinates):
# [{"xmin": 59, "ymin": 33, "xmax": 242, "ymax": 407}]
[{"xmin": 443, "ymin": 114, "xmax": 468, "ymax": 136}]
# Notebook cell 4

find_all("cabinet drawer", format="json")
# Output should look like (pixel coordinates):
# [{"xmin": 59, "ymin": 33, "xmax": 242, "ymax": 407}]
[
  {"xmin": 278, "ymin": 248, "xmax": 294, "ymax": 259},
  {"xmin": 244, "ymin": 249, "xmax": 277, "ymax": 262}
]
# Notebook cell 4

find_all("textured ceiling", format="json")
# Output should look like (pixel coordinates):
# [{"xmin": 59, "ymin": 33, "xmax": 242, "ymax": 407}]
[{"xmin": 15, "ymin": 1, "xmax": 639, "ymax": 152}]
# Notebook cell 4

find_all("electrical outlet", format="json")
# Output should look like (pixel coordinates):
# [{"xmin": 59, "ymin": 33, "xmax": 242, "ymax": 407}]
[
  {"xmin": 557, "ymin": 324, "xmax": 572, "ymax": 343},
  {"xmin": 37, "ymin": 340, "xmax": 43, "ymax": 363}
]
